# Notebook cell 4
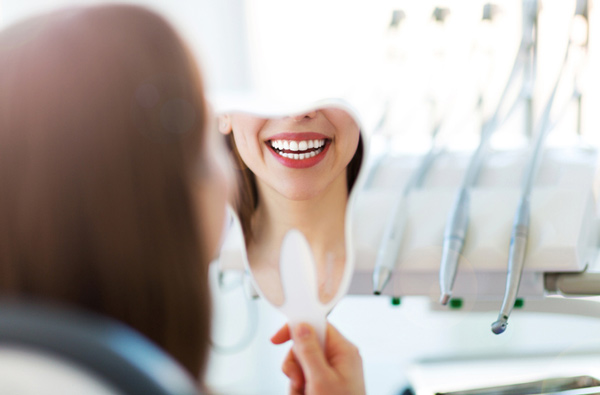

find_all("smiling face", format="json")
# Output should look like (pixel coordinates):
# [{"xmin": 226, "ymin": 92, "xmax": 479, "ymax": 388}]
[{"xmin": 220, "ymin": 108, "xmax": 360, "ymax": 201}]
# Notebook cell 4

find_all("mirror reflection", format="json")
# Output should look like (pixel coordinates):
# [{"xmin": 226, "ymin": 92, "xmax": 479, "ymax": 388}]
[{"xmin": 218, "ymin": 106, "xmax": 363, "ymax": 306}]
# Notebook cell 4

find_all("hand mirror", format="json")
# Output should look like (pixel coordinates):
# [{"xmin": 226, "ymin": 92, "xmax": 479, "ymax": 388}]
[{"xmin": 216, "ymin": 99, "xmax": 365, "ymax": 343}]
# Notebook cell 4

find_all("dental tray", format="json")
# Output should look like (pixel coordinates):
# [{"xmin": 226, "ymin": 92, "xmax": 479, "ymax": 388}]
[{"xmin": 349, "ymin": 147, "xmax": 599, "ymax": 300}]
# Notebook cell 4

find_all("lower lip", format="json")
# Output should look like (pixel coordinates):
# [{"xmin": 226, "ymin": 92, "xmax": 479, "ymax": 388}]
[{"xmin": 267, "ymin": 141, "xmax": 331, "ymax": 169}]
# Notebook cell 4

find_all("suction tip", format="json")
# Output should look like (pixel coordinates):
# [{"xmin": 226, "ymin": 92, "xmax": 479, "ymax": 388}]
[
  {"xmin": 374, "ymin": 291, "xmax": 381, "ymax": 296},
  {"xmin": 440, "ymin": 293, "xmax": 451, "ymax": 305},
  {"xmin": 491, "ymin": 316, "xmax": 508, "ymax": 335}
]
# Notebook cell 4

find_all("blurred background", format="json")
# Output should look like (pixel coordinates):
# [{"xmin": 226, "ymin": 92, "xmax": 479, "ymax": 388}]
[{"xmin": 3, "ymin": 1, "xmax": 600, "ymax": 394}]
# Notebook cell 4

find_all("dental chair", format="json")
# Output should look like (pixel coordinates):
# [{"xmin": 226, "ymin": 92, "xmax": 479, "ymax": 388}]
[{"xmin": 0, "ymin": 300, "xmax": 199, "ymax": 395}]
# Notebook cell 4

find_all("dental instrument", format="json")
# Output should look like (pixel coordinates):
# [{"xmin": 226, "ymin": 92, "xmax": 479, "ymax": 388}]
[
  {"xmin": 373, "ymin": 4, "xmax": 493, "ymax": 296},
  {"xmin": 492, "ymin": 1, "xmax": 587, "ymax": 334},
  {"xmin": 438, "ymin": 136, "xmax": 483, "ymax": 305},
  {"xmin": 439, "ymin": 8, "xmax": 534, "ymax": 304},
  {"xmin": 372, "ymin": 142, "xmax": 441, "ymax": 295},
  {"xmin": 522, "ymin": 0, "xmax": 538, "ymax": 139}
]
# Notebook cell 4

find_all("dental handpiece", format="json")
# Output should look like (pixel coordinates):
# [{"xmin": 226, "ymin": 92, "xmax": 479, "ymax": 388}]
[
  {"xmin": 373, "ymin": 197, "xmax": 408, "ymax": 295},
  {"xmin": 491, "ymin": 12, "xmax": 574, "ymax": 333},
  {"xmin": 439, "ymin": 187, "xmax": 470, "ymax": 305},
  {"xmin": 491, "ymin": 118, "xmax": 550, "ymax": 334},
  {"xmin": 437, "ymin": 29, "xmax": 531, "ymax": 305},
  {"xmin": 373, "ymin": 148, "xmax": 439, "ymax": 295},
  {"xmin": 438, "ymin": 125, "xmax": 492, "ymax": 305},
  {"xmin": 491, "ymin": 197, "xmax": 530, "ymax": 334}
]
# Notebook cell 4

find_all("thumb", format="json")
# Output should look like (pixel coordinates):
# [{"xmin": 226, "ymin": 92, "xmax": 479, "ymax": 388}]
[{"xmin": 291, "ymin": 323, "xmax": 331, "ymax": 383}]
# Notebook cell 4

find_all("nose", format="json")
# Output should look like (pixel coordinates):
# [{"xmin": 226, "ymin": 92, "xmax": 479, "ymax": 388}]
[{"xmin": 290, "ymin": 110, "xmax": 317, "ymax": 121}]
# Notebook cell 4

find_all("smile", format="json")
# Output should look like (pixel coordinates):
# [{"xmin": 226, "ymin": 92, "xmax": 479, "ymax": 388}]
[
  {"xmin": 265, "ymin": 135, "xmax": 331, "ymax": 169},
  {"xmin": 269, "ymin": 139, "xmax": 327, "ymax": 160}
]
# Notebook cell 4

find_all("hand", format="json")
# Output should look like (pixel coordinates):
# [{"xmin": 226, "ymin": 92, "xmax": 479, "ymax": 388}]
[{"xmin": 271, "ymin": 323, "xmax": 366, "ymax": 395}]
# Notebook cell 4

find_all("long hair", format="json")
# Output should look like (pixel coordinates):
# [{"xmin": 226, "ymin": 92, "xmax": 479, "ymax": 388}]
[
  {"xmin": 0, "ymin": 5, "xmax": 211, "ymax": 378},
  {"xmin": 227, "ymin": 131, "xmax": 363, "ymax": 243}
]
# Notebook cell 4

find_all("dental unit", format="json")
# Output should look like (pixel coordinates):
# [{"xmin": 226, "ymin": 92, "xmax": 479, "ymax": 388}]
[
  {"xmin": 373, "ymin": 4, "xmax": 483, "ymax": 296},
  {"xmin": 372, "ymin": 138, "xmax": 441, "ymax": 295},
  {"xmin": 491, "ymin": 1, "xmax": 588, "ymax": 335},
  {"xmin": 438, "ymin": 1, "xmax": 536, "ymax": 305}
]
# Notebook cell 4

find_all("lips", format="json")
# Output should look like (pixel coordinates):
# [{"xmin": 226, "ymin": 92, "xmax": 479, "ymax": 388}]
[{"xmin": 265, "ymin": 132, "xmax": 331, "ymax": 169}]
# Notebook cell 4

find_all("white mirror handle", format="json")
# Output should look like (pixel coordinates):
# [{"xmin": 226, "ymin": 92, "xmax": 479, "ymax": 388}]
[{"xmin": 279, "ymin": 229, "xmax": 328, "ymax": 346}]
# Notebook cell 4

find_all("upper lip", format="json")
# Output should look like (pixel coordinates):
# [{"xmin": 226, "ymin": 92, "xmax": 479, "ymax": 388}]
[{"xmin": 265, "ymin": 132, "xmax": 330, "ymax": 142}]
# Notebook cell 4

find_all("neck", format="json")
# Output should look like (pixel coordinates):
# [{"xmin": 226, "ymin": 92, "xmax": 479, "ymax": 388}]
[
  {"xmin": 250, "ymin": 173, "xmax": 348, "ymax": 268},
  {"xmin": 246, "ymin": 172, "xmax": 349, "ymax": 306}
]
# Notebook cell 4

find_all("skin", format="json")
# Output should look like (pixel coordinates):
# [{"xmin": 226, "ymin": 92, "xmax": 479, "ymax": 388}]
[
  {"xmin": 219, "ymin": 108, "xmax": 360, "ymax": 305},
  {"xmin": 213, "ymin": 111, "xmax": 366, "ymax": 394},
  {"xmin": 271, "ymin": 323, "xmax": 366, "ymax": 395}
]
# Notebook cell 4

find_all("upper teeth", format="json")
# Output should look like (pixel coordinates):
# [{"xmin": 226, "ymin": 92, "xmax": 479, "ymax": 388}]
[{"xmin": 270, "ymin": 139, "xmax": 326, "ymax": 151}]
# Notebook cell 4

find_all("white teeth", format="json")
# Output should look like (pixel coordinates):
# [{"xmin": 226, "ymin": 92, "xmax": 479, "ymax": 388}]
[
  {"xmin": 271, "ymin": 138, "xmax": 327, "ymax": 161},
  {"xmin": 276, "ymin": 147, "xmax": 323, "ymax": 160},
  {"xmin": 270, "ymin": 139, "xmax": 326, "ymax": 151}
]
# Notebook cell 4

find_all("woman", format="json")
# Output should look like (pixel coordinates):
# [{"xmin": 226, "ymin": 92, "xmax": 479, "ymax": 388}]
[
  {"xmin": 0, "ymin": 4, "xmax": 365, "ymax": 394},
  {"xmin": 219, "ymin": 108, "xmax": 363, "ymax": 305},
  {"xmin": 0, "ymin": 4, "xmax": 222, "ymax": 378}
]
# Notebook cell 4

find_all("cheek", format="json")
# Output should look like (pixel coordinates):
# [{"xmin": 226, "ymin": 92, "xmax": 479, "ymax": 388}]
[
  {"xmin": 232, "ymin": 132, "xmax": 254, "ymax": 161},
  {"xmin": 232, "ymin": 130, "xmax": 264, "ymax": 174},
  {"xmin": 340, "ymin": 129, "xmax": 361, "ymax": 166},
  {"xmin": 231, "ymin": 117, "xmax": 264, "ymax": 151}
]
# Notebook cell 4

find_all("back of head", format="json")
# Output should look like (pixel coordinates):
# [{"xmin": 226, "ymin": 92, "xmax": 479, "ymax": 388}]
[{"xmin": 0, "ymin": 5, "xmax": 210, "ymax": 379}]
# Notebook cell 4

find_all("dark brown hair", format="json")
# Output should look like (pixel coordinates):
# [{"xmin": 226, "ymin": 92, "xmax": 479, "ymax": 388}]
[
  {"xmin": 0, "ymin": 5, "xmax": 211, "ymax": 378},
  {"xmin": 226, "ymin": 130, "xmax": 363, "ymax": 242}
]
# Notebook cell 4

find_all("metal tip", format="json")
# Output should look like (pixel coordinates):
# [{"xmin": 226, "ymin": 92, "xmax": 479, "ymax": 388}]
[
  {"xmin": 440, "ymin": 293, "xmax": 451, "ymax": 305},
  {"xmin": 373, "ymin": 268, "xmax": 391, "ymax": 295},
  {"xmin": 491, "ymin": 316, "xmax": 508, "ymax": 335}
]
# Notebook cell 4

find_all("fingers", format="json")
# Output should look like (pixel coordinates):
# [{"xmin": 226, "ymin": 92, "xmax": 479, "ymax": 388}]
[
  {"xmin": 281, "ymin": 349, "xmax": 305, "ymax": 393},
  {"xmin": 324, "ymin": 323, "xmax": 363, "ymax": 371},
  {"xmin": 325, "ymin": 323, "xmax": 358, "ymax": 356},
  {"xmin": 270, "ymin": 324, "xmax": 291, "ymax": 345},
  {"xmin": 276, "ymin": 322, "xmax": 366, "ymax": 395},
  {"xmin": 290, "ymin": 323, "xmax": 331, "ymax": 384},
  {"xmin": 274, "ymin": 325, "xmax": 306, "ymax": 393}
]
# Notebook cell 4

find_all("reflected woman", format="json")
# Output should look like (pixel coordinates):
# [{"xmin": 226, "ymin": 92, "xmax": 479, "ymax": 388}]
[{"xmin": 219, "ymin": 108, "xmax": 363, "ymax": 305}]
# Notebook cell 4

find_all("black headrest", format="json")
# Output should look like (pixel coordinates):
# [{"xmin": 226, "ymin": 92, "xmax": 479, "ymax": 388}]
[{"xmin": 0, "ymin": 300, "xmax": 199, "ymax": 395}]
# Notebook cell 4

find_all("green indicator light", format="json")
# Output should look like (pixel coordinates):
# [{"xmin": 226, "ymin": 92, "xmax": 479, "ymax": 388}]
[
  {"xmin": 391, "ymin": 297, "xmax": 401, "ymax": 306},
  {"xmin": 514, "ymin": 298, "xmax": 524, "ymax": 308},
  {"xmin": 449, "ymin": 298, "xmax": 463, "ymax": 309}
]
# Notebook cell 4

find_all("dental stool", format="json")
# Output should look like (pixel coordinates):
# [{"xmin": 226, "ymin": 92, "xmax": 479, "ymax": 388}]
[{"xmin": 0, "ymin": 301, "xmax": 199, "ymax": 395}]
